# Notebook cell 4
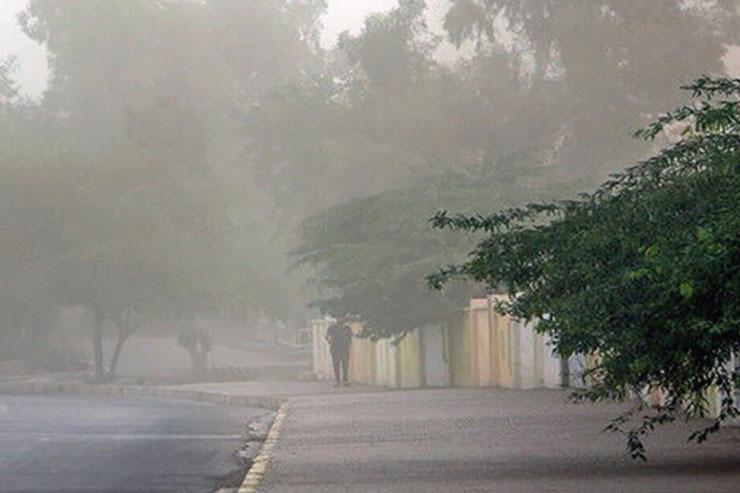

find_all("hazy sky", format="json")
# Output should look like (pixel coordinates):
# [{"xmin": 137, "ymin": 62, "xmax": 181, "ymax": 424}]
[
  {"xmin": 322, "ymin": 0, "xmax": 399, "ymax": 46},
  {"xmin": 0, "ymin": 0, "xmax": 47, "ymax": 98}
]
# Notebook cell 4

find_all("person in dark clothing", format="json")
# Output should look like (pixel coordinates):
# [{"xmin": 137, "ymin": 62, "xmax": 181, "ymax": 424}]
[{"xmin": 325, "ymin": 317, "xmax": 353, "ymax": 386}]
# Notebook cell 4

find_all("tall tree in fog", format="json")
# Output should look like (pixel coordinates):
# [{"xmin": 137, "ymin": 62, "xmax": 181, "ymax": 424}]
[
  {"xmin": 8, "ymin": 0, "xmax": 327, "ymax": 378},
  {"xmin": 257, "ymin": 0, "xmax": 579, "ymax": 334},
  {"xmin": 249, "ymin": 0, "xmax": 439, "ymax": 215},
  {"xmin": 249, "ymin": 0, "xmax": 531, "ymax": 217},
  {"xmin": 0, "ymin": 87, "xmax": 58, "ymax": 364},
  {"xmin": 292, "ymin": 151, "xmax": 569, "ymax": 337},
  {"xmin": 443, "ymin": 0, "xmax": 740, "ymax": 178},
  {"xmin": 250, "ymin": 0, "xmax": 568, "ymax": 336}
]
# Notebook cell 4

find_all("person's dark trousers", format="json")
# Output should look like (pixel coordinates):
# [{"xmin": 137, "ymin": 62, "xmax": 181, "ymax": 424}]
[{"xmin": 331, "ymin": 349, "xmax": 350, "ymax": 384}]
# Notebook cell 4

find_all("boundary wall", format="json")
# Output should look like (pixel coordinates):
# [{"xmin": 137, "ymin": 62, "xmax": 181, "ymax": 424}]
[{"xmin": 311, "ymin": 297, "xmax": 573, "ymax": 390}]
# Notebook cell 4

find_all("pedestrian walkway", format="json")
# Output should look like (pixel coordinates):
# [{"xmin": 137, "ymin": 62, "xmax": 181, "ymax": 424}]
[
  {"xmin": 252, "ymin": 387, "xmax": 740, "ymax": 492},
  {"xmin": 162, "ymin": 380, "xmax": 380, "ymax": 399}
]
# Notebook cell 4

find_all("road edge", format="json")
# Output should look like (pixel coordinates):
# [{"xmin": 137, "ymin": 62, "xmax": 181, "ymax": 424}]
[
  {"xmin": 0, "ymin": 380, "xmax": 285, "ymax": 411},
  {"xmin": 237, "ymin": 401, "xmax": 290, "ymax": 492}
]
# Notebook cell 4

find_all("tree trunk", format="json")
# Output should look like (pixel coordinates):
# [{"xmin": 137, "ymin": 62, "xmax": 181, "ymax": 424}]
[
  {"xmin": 92, "ymin": 310, "xmax": 105, "ymax": 383},
  {"xmin": 107, "ymin": 331, "xmax": 131, "ymax": 382},
  {"xmin": 107, "ymin": 310, "xmax": 142, "ymax": 382},
  {"xmin": 191, "ymin": 349, "xmax": 208, "ymax": 377}
]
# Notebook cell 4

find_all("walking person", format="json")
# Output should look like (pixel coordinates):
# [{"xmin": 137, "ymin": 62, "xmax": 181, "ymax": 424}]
[{"xmin": 325, "ymin": 316, "xmax": 353, "ymax": 386}]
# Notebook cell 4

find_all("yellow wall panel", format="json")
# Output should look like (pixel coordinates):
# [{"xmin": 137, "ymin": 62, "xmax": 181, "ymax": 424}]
[{"xmin": 399, "ymin": 329, "xmax": 421, "ymax": 388}]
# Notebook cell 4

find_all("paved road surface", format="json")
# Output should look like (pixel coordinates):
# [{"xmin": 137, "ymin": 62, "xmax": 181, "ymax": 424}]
[
  {"xmin": 259, "ymin": 388, "xmax": 740, "ymax": 492},
  {"xmin": 0, "ymin": 395, "xmax": 266, "ymax": 492}
]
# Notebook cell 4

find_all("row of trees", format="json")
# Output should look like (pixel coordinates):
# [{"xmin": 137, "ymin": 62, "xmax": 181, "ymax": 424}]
[{"xmin": 2, "ymin": 0, "xmax": 329, "ymax": 379}]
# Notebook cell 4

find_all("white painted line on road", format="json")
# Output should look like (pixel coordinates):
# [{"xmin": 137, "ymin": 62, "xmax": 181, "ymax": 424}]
[{"xmin": 239, "ymin": 402, "xmax": 289, "ymax": 493}]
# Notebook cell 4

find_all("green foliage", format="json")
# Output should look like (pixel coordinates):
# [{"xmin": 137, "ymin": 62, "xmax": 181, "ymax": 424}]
[
  {"xmin": 293, "ymin": 152, "xmax": 567, "ymax": 338},
  {"xmin": 430, "ymin": 77, "xmax": 740, "ymax": 458}
]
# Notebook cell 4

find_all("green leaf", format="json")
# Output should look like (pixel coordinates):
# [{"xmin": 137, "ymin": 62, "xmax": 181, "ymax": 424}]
[
  {"xmin": 696, "ymin": 227, "xmax": 712, "ymax": 243},
  {"xmin": 644, "ymin": 244, "xmax": 660, "ymax": 259}
]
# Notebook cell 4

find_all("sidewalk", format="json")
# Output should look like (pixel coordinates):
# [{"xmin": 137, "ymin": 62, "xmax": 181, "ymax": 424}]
[
  {"xmin": 160, "ymin": 381, "xmax": 381, "ymax": 399},
  {"xmin": 248, "ymin": 387, "xmax": 740, "ymax": 492}
]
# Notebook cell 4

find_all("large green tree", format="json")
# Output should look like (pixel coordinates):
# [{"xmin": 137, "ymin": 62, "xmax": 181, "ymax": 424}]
[
  {"xmin": 293, "ymin": 151, "xmax": 568, "ymax": 338},
  {"xmin": 430, "ymin": 77, "xmax": 740, "ymax": 458}
]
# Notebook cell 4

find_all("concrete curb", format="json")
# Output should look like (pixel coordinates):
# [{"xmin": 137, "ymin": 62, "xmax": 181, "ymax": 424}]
[
  {"xmin": 238, "ymin": 401, "xmax": 290, "ymax": 492},
  {"xmin": 0, "ymin": 380, "xmax": 286, "ymax": 411}
]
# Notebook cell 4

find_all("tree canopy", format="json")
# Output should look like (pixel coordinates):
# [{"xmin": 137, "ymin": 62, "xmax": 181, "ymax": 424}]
[
  {"xmin": 292, "ymin": 151, "xmax": 571, "ymax": 338},
  {"xmin": 443, "ymin": 0, "xmax": 740, "ymax": 178},
  {"xmin": 1, "ymin": 0, "xmax": 328, "ymax": 375},
  {"xmin": 251, "ymin": 0, "xmax": 740, "ymax": 243},
  {"xmin": 430, "ymin": 77, "xmax": 740, "ymax": 459}
]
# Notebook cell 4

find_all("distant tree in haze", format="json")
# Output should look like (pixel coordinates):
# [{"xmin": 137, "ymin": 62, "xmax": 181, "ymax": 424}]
[
  {"xmin": 6, "ymin": 0, "xmax": 328, "ymax": 379},
  {"xmin": 443, "ymin": 0, "xmax": 740, "ymax": 179},
  {"xmin": 430, "ymin": 77, "xmax": 740, "ymax": 459},
  {"xmin": 0, "ymin": 56, "xmax": 18, "ymax": 103},
  {"xmin": 252, "ymin": 0, "xmax": 740, "ymax": 226},
  {"xmin": 248, "ymin": 0, "xmax": 537, "ymax": 221},
  {"xmin": 249, "ymin": 0, "xmax": 440, "ymax": 215},
  {"xmin": 0, "ymin": 86, "xmax": 62, "ymax": 364},
  {"xmin": 176, "ymin": 316, "xmax": 215, "ymax": 377},
  {"xmin": 293, "ymin": 151, "xmax": 571, "ymax": 338}
]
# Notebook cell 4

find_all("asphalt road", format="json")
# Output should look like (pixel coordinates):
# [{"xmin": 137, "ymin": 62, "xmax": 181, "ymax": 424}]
[
  {"xmin": 259, "ymin": 388, "xmax": 740, "ymax": 492},
  {"xmin": 0, "ymin": 395, "xmax": 267, "ymax": 492}
]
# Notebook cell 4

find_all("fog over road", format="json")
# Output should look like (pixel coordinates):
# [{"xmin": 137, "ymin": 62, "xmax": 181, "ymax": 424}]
[{"xmin": 0, "ymin": 395, "xmax": 266, "ymax": 492}]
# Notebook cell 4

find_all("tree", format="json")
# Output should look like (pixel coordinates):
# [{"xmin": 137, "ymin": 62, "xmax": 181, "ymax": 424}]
[
  {"xmin": 248, "ymin": 0, "xmax": 447, "ymax": 216},
  {"xmin": 176, "ymin": 316, "xmax": 214, "ymax": 377},
  {"xmin": 293, "ymin": 151, "xmax": 566, "ymax": 338},
  {"xmin": 430, "ymin": 77, "xmax": 740, "ymax": 459},
  {"xmin": 442, "ymin": 0, "xmax": 740, "ymax": 180},
  {"xmin": 9, "ymin": 0, "xmax": 329, "ymax": 378},
  {"xmin": 0, "ymin": 56, "xmax": 18, "ymax": 103},
  {"xmin": 0, "ymin": 85, "xmax": 64, "ymax": 364},
  {"xmin": 248, "ymin": 0, "xmax": 552, "ymax": 232}
]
